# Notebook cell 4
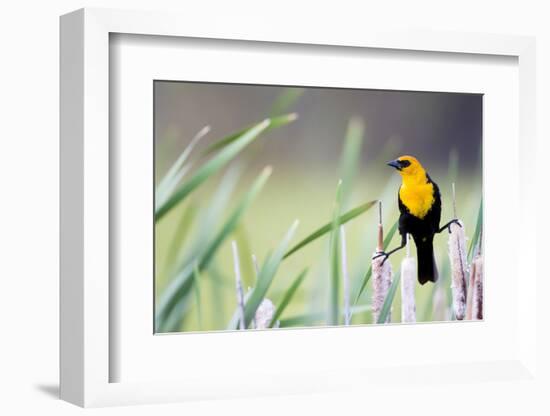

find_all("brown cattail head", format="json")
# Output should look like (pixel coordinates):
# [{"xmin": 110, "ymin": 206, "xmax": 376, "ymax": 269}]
[
  {"xmin": 471, "ymin": 255, "xmax": 484, "ymax": 320},
  {"xmin": 465, "ymin": 257, "xmax": 477, "ymax": 320},
  {"xmin": 448, "ymin": 183, "xmax": 468, "ymax": 321},
  {"xmin": 372, "ymin": 254, "xmax": 392, "ymax": 323},
  {"xmin": 255, "ymin": 298, "xmax": 276, "ymax": 329},
  {"xmin": 400, "ymin": 235, "xmax": 417, "ymax": 323},
  {"xmin": 448, "ymin": 221, "xmax": 468, "ymax": 320},
  {"xmin": 465, "ymin": 241, "xmax": 481, "ymax": 320}
]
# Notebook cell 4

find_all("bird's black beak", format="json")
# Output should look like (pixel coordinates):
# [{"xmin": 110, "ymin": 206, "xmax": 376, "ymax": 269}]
[{"xmin": 387, "ymin": 159, "xmax": 401, "ymax": 170}]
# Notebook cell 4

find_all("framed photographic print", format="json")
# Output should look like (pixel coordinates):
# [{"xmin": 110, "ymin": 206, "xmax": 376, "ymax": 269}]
[
  {"xmin": 60, "ymin": 8, "xmax": 538, "ymax": 408},
  {"xmin": 152, "ymin": 81, "xmax": 483, "ymax": 335}
]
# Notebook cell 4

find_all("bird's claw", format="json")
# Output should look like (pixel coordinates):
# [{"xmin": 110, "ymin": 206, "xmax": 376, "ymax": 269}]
[
  {"xmin": 372, "ymin": 251, "xmax": 389, "ymax": 265},
  {"xmin": 448, "ymin": 218, "xmax": 462, "ymax": 233}
]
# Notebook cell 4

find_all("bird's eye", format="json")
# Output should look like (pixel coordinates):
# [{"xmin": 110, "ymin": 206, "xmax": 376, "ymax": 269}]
[{"xmin": 399, "ymin": 160, "xmax": 411, "ymax": 168}]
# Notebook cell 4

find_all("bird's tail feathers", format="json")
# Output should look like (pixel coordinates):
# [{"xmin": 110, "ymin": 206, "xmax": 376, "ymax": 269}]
[{"xmin": 415, "ymin": 236, "xmax": 438, "ymax": 285}]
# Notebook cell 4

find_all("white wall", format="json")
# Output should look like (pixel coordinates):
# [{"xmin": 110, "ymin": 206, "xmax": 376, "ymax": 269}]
[{"xmin": 1, "ymin": 1, "xmax": 548, "ymax": 414}]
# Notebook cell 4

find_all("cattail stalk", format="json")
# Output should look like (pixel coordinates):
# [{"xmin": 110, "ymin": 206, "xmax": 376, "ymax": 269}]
[
  {"xmin": 448, "ymin": 183, "xmax": 467, "ymax": 320},
  {"xmin": 340, "ymin": 226, "xmax": 351, "ymax": 325},
  {"xmin": 400, "ymin": 234, "xmax": 416, "ymax": 323},
  {"xmin": 231, "ymin": 241, "xmax": 246, "ymax": 330},
  {"xmin": 372, "ymin": 201, "xmax": 393, "ymax": 323},
  {"xmin": 377, "ymin": 200, "xmax": 384, "ymax": 252},
  {"xmin": 250, "ymin": 253, "xmax": 260, "ymax": 328}
]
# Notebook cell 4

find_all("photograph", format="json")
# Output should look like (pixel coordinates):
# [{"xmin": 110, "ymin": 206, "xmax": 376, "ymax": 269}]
[{"xmin": 154, "ymin": 81, "xmax": 483, "ymax": 333}]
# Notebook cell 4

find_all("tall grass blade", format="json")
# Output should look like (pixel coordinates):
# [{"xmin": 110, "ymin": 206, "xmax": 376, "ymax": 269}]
[
  {"xmin": 339, "ymin": 117, "xmax": 364, "ymax": 207},
  {"xmin": 376, "ymin": 272, "xmax": 400, "ymax": 324},
  {"xmin": 228, "ymin": 220, "xmax": 300, "ymax": 330},
  {"xmin": 226, "ymin": 289, "xmax": 252, "ymax": 330},
  {"xmin": 252, "ymin": 254, "xmax": 260, "ymax": 278},
  {"xmin": 159, "ymin": 203, "xmax": 197, "ymax": 280},
  {"xmin": 156, "ymin": 125, "xmax": 210, "ymax": 204},
  {"xmin": 244, "ymin": 220, "xmax": 299, "ymax": 328},
  {"xmin": 201, "ymin": 113, "xmax": 298, "ymax": 156},
  {"xmin": 155, "ymin": 119, "xmax": 271, "ymax": 221},
  {"xmin": 233, "ymin": 225, "xmax": 255, "ymax": 289},
  {"xmin": 354, "ymin": 220, "xmax": 398, "ymax": 305},
  {"xmin": 231, "ymin": 241, "xmax": 246, "ymax": 330},
  {"xmin": 269, "ymin": 88, "xmax": 304, "ymax": 117},
  {"xmin": 350, "ymin": 175, "xmax": 399, "ymax": 303},
  {"xmin": 208, "ymin": 262, "xmax": 228, "ymax": 327},
  {"xmin": 279, "ymin": 312, "xmax": 324, "ymax": 327},
  {"xmin": 341, "ymin": 226, "xmax": 351, "ymax": 325},
  {"xmin": 467, "ymin": 200, "xmax": 483, "ymax": 261},
  {"xmin": 269, "ymin": 268, "xmax": 308, "ymax": 327},
  {"xmin": 158, "ymin": 166, "xmax": 242, "ymax": 314},
  {"xmin": 283, "ymin": 200, "xmax": 377, "ymax": 259},
  {"xmin": 279, "ymin": 304, "xmax": 372, "ymax": 327},
  {"xmin": 155, "ymin": 167, "xmax": 272, "ymax": 332},
  {"xmin": 182, "ymin": 165, "xmax": 242, "ymax": 266},
  {"xmin": 159, "ymin": 292, "xmax": 191, "ymax": 332},
  {"xmin": 328, "ymin": 181, "xmax": 343, "ymax": 325},
  {"xmin": 192, "ymin": 262, "xmax": 202, "ymax": 330}
]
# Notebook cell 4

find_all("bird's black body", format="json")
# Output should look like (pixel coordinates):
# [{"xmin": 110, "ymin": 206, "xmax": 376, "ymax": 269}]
[
  {"xmin": 380, "ymin": 155, "xmax": 460, "ymax": 285},
  {"xmin": 397, "ymin": 174, "xmax": 441, "ymax": 285}
]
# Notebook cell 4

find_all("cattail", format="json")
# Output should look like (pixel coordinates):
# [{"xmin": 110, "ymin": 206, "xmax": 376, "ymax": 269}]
[
  {"xmin": 448, "ymin": 183, "xmax": 468, "ymax": 320},
  {"xmin": 471, "ymin": 235, "xmax": 484, "ymax": 320},
  {"xmin": 471, "ymin": 254, "xmax": 483, "ymax": 319},
  {"xmin": 231, "ymin": 241, "xmax": 246, "ymax": 330},
  {"xmin": 340, "ymin": 225, "xmax": 351, "ymax": 325},
  {"xmin": 449, "ymin": 221, "xmax": 467, "ymax": 320},
  {"xmin": 465, "ymin": 248, "xmax": 477, "ymax": 320},
  {"xmin": 372, "ymin": 201, "xmax": 393, "ymax": 323},
  {"xmin": 466, "ymin": 232, "xmax": 484, "ymax": 320},
  {"xmin": 255, "ymin": 298, "xmax": 276, "ymax": 329},
  {"xmin": 400, "ymin": 234, "xmax": 416, "ymax": 323}
]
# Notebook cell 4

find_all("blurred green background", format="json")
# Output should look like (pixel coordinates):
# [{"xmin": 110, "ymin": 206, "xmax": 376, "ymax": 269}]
[{"xmin": 154, "ymin": 81, "xmax": 482, "ymax": 333}]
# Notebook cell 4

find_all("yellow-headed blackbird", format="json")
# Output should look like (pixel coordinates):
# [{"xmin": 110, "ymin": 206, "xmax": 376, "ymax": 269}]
[{"xmin": 375, "ymin": 155, "xmax": 460, "ymax": 285}]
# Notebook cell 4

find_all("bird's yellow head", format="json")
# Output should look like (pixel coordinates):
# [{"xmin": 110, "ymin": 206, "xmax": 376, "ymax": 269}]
[{"xmin": 386, "ymin": 155, "xmax": 426, "ymax": 178}]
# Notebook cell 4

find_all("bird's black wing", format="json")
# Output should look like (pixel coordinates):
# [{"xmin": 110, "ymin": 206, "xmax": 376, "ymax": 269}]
[
  {"xmin": 425, "ymin": 174, "xmax": 442, "ymax": 233},
  {"xmin": 396, "ymin": 179, "xmax": 440, "ymax": 284},
  {"xmin": 397, "ymin": 188, "xmax": 414, "ymax": 236}
]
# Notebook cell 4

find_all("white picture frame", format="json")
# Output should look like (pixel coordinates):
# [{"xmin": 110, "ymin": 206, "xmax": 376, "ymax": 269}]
[{"xmin": 60, "ymin": 7, "xmax": 537, "ymax": 408}]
